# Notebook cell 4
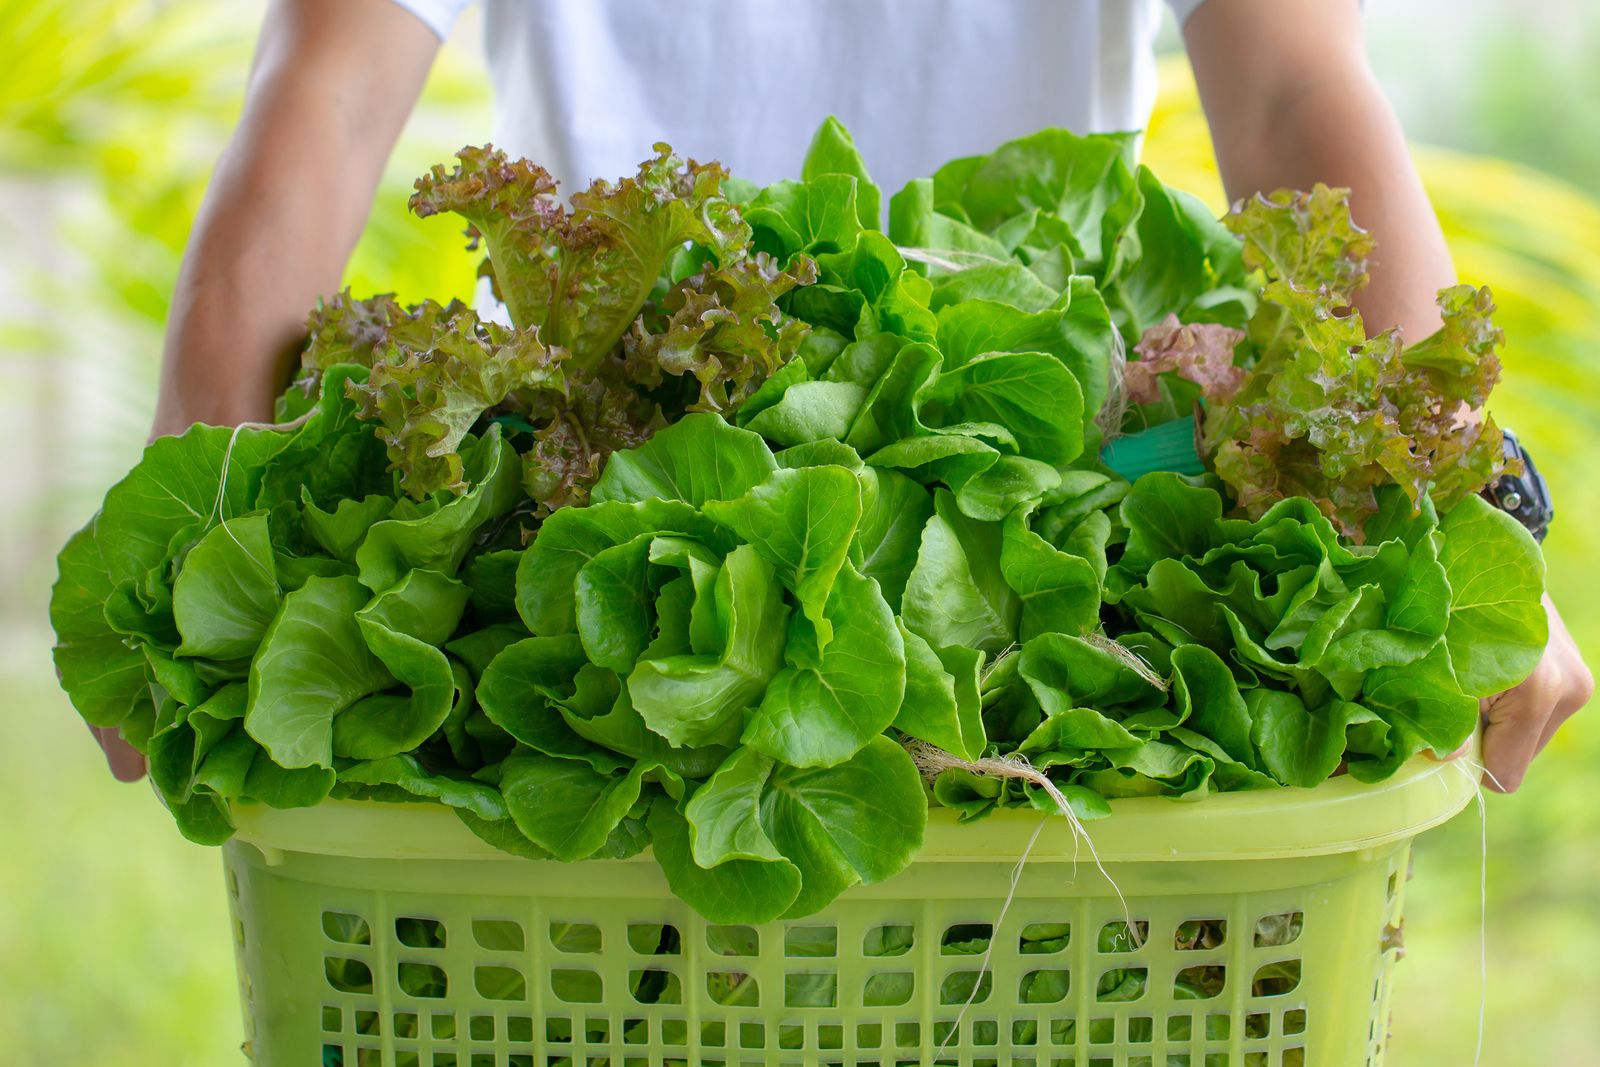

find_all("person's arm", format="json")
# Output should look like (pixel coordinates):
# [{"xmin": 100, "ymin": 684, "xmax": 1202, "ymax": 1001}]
[
  {"xmin": 1183, "ymin": 0, "xmax": 1593, "ymax": 792},
  {"xmin": 95, "ymin": 0, "xmax": 440, "ymax": 780},
  {"xmin": 151, "ymin": 0, "xmax": 440, "ymax": 435}
]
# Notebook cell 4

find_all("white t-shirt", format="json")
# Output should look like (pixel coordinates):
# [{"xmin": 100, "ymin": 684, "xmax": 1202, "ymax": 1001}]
[{"xmin": 393, "ymin": 0, "xmax": 1206, "ymax": 200}]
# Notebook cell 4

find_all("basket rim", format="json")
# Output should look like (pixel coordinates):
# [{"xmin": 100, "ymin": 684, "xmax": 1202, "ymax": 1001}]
[{"xmin": 230, "ymin": 740, "xmax": 1479, "ymax": 866}]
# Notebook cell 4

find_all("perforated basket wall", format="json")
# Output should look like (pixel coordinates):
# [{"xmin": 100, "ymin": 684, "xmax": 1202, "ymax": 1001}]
[{"xmin": 222, "ymin": 758, "xmax": 1472, "ymax": 1067}]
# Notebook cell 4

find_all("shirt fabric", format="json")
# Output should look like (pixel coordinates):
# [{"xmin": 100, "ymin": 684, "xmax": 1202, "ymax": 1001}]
[{"xmin": 392, "ymin": 0, "xmax": 1206, "ymax": 201}]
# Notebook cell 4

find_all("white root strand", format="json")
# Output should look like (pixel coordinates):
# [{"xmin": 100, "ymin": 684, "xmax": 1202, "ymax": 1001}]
[{"xmin": 908, "ymin": 739, "xmax": 1144, "ymax": 1057}]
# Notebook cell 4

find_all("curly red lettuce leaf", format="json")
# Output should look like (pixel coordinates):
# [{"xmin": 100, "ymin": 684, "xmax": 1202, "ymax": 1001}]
[
  {"xmin": 624, "ymin": 252, "xmax": 818, "ymax": 414},
  {"xmin": 1124, "ymin": 315, "xmax": 1247, "ymax": 406},
  {"xmin": 349, "ymin": 309, "xmax": 567, "ymax": 498},
  {"xmin": 293, "ymin": 293, "xmax": 568, "ymax": 499},
  {"xmin": 411, "ymin": 144, "xmax": 750, "ymax": 371},
  {"xmin": 522, "ymin": 375, "xmax": 663, "ymax": 513},
  {"xmin": 295, "ymin": 145, "xmax": 810, "ymax": 505},
  {"xmin": 1204, "ymin": 187, "xmax": 1509, "ymax": 536},
  {"xmin": 1226, "ymin": 184, "xmax": 1375, "ymax": 301}
]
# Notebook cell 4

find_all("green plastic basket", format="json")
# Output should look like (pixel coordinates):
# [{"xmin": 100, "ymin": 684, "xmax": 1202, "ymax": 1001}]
[{"xmin": 223, "ymin": 755, "xmax": 1475, "ymax": 1067}]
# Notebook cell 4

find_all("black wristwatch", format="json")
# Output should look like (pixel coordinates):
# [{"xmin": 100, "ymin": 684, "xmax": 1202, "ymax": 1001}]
[{"xmin": 1486, "ymin": 429, "xmax": 1553, "ymax": 542}]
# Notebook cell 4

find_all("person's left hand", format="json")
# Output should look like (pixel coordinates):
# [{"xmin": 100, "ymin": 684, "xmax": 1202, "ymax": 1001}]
[{"xmin": 1479, "ymin": 595, "xmax": 1592, "ymax": 792}]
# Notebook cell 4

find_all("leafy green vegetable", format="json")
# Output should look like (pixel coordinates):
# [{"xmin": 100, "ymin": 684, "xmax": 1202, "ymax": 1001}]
[
  {"xmin": 1202, "ymin": 187, "xmax": 1512, "ymax": 534},
  {"xmin": 52, "ymin": 117, "xmax": 1550, "ymax": 928}
]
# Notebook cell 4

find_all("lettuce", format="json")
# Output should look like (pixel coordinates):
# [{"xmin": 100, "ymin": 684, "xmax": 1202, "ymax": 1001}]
[
  {"xmin": 52, "ymin": 120, "xmax": 1547, "ymax": 926},
  {"xmin": 1202, "ymin": 188, "xmax": 1512, "ymax": 534}
]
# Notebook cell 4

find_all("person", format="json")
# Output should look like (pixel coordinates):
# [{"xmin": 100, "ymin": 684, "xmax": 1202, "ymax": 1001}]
[{"xmin": 95, "ymin": 0, "xmax": 1590, "ymax": 791}]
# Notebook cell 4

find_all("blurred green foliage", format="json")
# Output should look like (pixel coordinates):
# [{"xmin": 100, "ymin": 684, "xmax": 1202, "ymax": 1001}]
[
  {"xmin": 1431, "ymin": 12, "xmax": 1600, "ymax": 195},
  {"xmin": 2, "ymin": 6, "xmax": 1596, "ymax": 1065}
]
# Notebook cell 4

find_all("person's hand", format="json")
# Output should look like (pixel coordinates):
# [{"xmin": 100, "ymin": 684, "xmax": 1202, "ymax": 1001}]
[
  {"xmin": 92, "ymin": 725, "xmax": 148, "ymax": 782},
  {"xmin": 1479, "ymin": 594, "xmax": 1592, "ymax": 792}
]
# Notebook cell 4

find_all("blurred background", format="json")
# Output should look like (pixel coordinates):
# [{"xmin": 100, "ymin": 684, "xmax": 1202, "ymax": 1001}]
[{"xmin": 2, "ymin": 1, "xmax": 1596, "ymax": 1063}]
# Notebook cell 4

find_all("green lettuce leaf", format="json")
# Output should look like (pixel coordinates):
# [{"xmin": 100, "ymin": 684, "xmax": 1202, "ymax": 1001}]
[
  {"xmin": 745, "ymin": 565, "xmax": 906, "ymax": 768},
  {"xmin": 245, "ymin": 575, "xmax": 394, "ymax": 769},
  {"xmin": 1438, "ymin": 495, "xmax": 1547, "ymax": 696}
]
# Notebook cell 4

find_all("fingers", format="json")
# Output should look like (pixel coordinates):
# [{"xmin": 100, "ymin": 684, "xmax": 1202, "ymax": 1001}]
[
  {"xmin": 1534, "ymin": 627, "xmax": 1594, "ymax": 759},
  {"xmin": 91, "ymin": 725, "xmax": 149, "ymax": 783},
  {"xmin": 1480, "ymin": 599, "xmax": 1594, "ymax": 793},
  {"xmin": 1480, "ymin": 681, "xmax": 1549, "ymax": 793}
]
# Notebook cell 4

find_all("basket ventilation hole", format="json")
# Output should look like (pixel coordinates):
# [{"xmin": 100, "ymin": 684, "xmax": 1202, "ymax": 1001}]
[
  {"xmin": 1284, "ymin": 1007, "xmax": 1308, "ymax": 1035},
  {"xmin": 1174, "ymin": 964, "xmax": 1226, "ymax": 999},
  {"xmin": 394, "ymin": 916, "xmax": 446, "ymax": 949},
  {"xmin": 1252, "ymin": 959, "xmax": 1303, "ymax": 997},
  {"xmin": 551, "ymin": 968, "xmax": 603, "ymax": 1003},
  {"xmin": 629, "ymin": 968, "xmax": 683, "ymax": 1004},
  {"xmin": 324, "ymin": 957, "xmax": 373, "ymax": 995},
  {"xmin": 1019, "ymin": 968, "xmax": 1070, "ymax": 1004},
  {"xmin": 739, "ymin": 1022, "xmax": 765, "ymax": 1049},
  {"xmin": 706, "ymin": 924, "xmax": 759, "ymax": 956},
  {"xmin": 545, "ymin": 1017, "xmax": 572, "ymax": 1043},
  {"xmin": 1254, "ymin": 911, "xmax": 1304, "ymax": 947},
  {"xmin": 549, "ymin": 920, "xmax": 601, "ymax": 953},
  {"xmin": 397, "ymin": 961, "xmax": 448, "ymax": 998},
  {"xmin": 1175, "ymin": 918, "xmax": 1227, "ymax": 950},
  {"xmin": 469, "ymin": 1015, "xmax": 494, "ymax": 1041},
  {"xmin": 1018, "ymin": 921, "xmax": 1070, "ymax": 954},
  {"xmin": 708, "ymin": 970, "xmax": 760, "ymax": 1007},
  {"xmin": 862, "ymin": 971, "xmax": 914, "ymax": 1007},
  {"xmin": 784, "ymin": 971, "xmax": 838, "ymax": 1008},
  {"xmin": 475, "ymin": 965, "xmax": 527, "ymax": 1001},
  {"xmin": 431, "ymin": 1012, "xmax": 455, "ymax": 1039},
  {"xmin": 393, "ymin": 1012, "xmax": 417, "ymax": 1039},
  {"xmin": 627, "ymin": 923, "xmax": 681, "ymax": 955},
  {"xmin": 1098, "ymin": 920, "xmax": 1150, "ymax": 953},
  {"xmin": 473, "ymin": 919, "xmax": 525, "ymax": 952},
  {"xmin": 785, "ymin": 925, "xmax": 837, "ymax": 957},
  {"xmin": 394, "ymin": 1052, "xmax": 420, "ymax": 1067},
  {"xmin": 356, "ymin": 1049, "xmax": 381, "ymax": 1067},
  {"xmin": 322, "ymin": 911, "xmax": 371, "ymax": 946},
  {"xmin": 1089, "ymin": 1017, "xmax": 1118, "ymax": 1044},
  {"xmin": 354, "ymin": 1009, "xmax": 379, "ymax": 1035},
  {"xmin": 1095, "ymin": 966, "xmax": 1148, "ymax": 1002},
  {"xmin": 863, "ymin": 924, "xmax": 914, "ymax": 957},
  {"xmin": 939, "ymin": 969, "xmax": 993, "ymax": 1005},
  {"xmin": 941, "ymin": 923, "xmax": 994, "ymax": 954}
]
